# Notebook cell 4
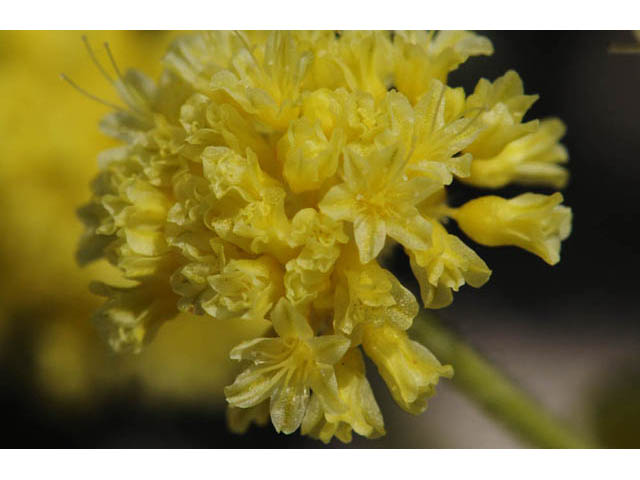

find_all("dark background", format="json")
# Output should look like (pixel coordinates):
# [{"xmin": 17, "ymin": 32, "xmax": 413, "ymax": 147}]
[{"xmin": 1, "ymin": 31, "xmax": 639, "ymax": 448}]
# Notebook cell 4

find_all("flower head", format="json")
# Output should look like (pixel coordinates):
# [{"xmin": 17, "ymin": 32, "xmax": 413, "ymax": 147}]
[{"xmin": 79, "ymin": 31, "xmax": 573, "ymax": 442}]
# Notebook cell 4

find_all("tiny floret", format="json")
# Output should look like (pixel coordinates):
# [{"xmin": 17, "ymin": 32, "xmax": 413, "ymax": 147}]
[
  {"xmin": 78, "ymin": 31, "xmax": 573, "ymax": 442},
  {"xmin": 225, "ymin": 298, "xmax": 350, "ymax": 434},
  {"xmin": 454, "ymin": 192, "xmax": 572, "ymax": 265}
]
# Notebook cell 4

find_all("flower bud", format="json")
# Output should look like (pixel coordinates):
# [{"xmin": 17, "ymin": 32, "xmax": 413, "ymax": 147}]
[{"xmin": 455, "ymin": 192, "xmax": 572, "ymax": 265}]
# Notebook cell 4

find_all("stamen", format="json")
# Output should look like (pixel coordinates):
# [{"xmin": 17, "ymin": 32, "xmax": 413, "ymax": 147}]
[
  {"xmin": 103, "ymin": 41, "xmax": 149, "ymax": 117},
  {"xmin": 234, "ymin": 30, "xmax": 260, "ymax": 66},
  {"xmin": 233, "ymin": 30, "xmax": 252, "ymax": 51},
  {"xmin": 103, "ymin": 42, "xmax": 124, "ymax": 82},
  {"xmin": 82, "ymin": 35, "xmax": 114, "ymax": 85},
  {"xmin": 59, "ymin": 74, "xmax": 124, "ymax": 112}
]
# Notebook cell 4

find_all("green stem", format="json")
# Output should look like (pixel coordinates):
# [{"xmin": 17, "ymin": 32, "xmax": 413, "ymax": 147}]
[{"xmin": 410, "ymin": 311, "xmax": 597, "ymax": 448}]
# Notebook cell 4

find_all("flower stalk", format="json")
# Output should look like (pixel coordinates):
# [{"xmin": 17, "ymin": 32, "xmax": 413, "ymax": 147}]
[{"xmin": 410, "ymin": 311, "xmax": 596, "ymax": 448}]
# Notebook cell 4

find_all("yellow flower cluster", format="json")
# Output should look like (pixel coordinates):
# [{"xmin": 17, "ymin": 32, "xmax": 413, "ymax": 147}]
[{"xmin": 79, "ymin": 31, "xmax": 572, "ymax": 442}]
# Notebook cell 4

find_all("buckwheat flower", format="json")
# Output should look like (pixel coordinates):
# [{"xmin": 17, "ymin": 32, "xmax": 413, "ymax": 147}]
[
  {"xmin": 404, "ymin": 80, "xmax": 484, "ymax": 183},
  {"xmin": 463, "ymin": 70, "xmax": 540, "ymax": 160},
  {"xmin": 78, "ymin": 30, "xmax": 573, "ymax": 442},
  {"xmin": 409, "ymin": 220, "xmax": 492, "ymax": 309},
  {"xmin": 391, "ymin": 30, "xmax": 494, "ymax": 104},
  {"xmin": 453, "ymin": 192, "xmax": 572, "ymax": 265},
  {"xmin": 225, "ymin": 298, "xmax": 350, "ymax": 434},
  {"xmin": 466, "ymin": 118, "xmax": 569, "ymax": 189},
  {"xmin": 90, "ymin": 278, "xmax": 179, "ymax": 353},
  {"xmin": 301, "ymin": 348, "xmax": 385, "ymax": 443},
  {"xmin": 310, "ymin": 31, "xmax": 393, "ymax": 99},
  {"xmin": 202, "ymin": 256, "xmax": 284, "ymax": 321},
  {"xmin": 361, "ymin": 321, "xmax": 453, "ymax": 414},
  {"xmin": 278, "ymin": 117, "xmax": 345, "ymax": 193},
  {"xmin": 284, "ymin": 208, "xmax": 348, "ymax": 306},
  {"xmin": 333, "ymin": 247, "xmax": 419, "ymax": 336},
  {"xmin": 319, "ymin": 145, "xmax": 438, "ymax": 264},
  {"xmin": 207, "ymin": 31, "xmax": 314, "ymax": 130}
]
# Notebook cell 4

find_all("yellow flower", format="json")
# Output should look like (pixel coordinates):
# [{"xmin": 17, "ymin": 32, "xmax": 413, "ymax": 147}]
[
  {"xmin": 409, "ymin": 220, "xmax": 492, "ymax": 309},
  {"xmin": 463, "ymin": 70, "xmax": 540, "ymax": 160},
  {"xmin": 207, "ymin": 31, "xmax": 314, "ymax": 131},
  {"xmin": 284, "ymin": 208, "xmax": 348, "ymax": 307},
  {"xmin": 77, "ymin": 31, "xmax": 573, "ymax": 442},
  {"xmin": 310, "ymin": 31, "xmax": 393, "ymax": 99},
  {"xmin": 90, "ymin": 278, "xmax": 178, "ymax": 353},
  {"xmin": 392, "ymin": 31, "xmax": 494, "ymax": 104},
  {"xmin": 225, "ymin": 298, "xmax": 350, "ymax": 434},
  {"xmin": 201, "ymin": 146, "xmax": 292, "ymax": 261},
  {"xmin": 202, "ymin": 256, "xmax": 284, "ymax": 321},
  {"xmin": 361, "ymin": 322, "xmax": 453, "ymax": 414},
  {"xmin": 278, "ymin": 117, "xmax": 345, "ymax": 193},
  {"xmin": 404, "ymin": 80, "xmax": 484, "ymax": 184},
  {"xmin": 465, "ymin": 118, "xmax": 569, "ymax": 189},
  {"xmin": 301, "ymin": 348, "xmax": 385, "ymax": 443},
  {"xmin": 319, "ymin": 144, "xmax": 438, "ymax": 264},
  {"xmin": 333, "ymin": 248, "xmax": 418, "ymax": 336},
  {"xmin": 453, "ymin": 192, "xmax": 572, "ymax": 265}
]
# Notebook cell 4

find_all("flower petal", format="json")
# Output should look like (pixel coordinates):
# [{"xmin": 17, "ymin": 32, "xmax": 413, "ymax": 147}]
[
  {"xmin": 309, "ymin": 335, "xmax": 351, "ymax": 365},
  {"xmin": 270, "ymin": 372, "xmax": 311, "ymax": 434},
  {"xmin": 318, "ymin": 184, "xmax": 358, "ymax": 222},
  {"xmin": 353, "ymin": 214, "xmax": 387, "ymax": 264},
  {"xmin": 270, "ymin": 298, "xmax": 314, "ymax": 340},
  {"xmin": 225, "ymin": 366, "xmax": 286, "ymax": 409}
]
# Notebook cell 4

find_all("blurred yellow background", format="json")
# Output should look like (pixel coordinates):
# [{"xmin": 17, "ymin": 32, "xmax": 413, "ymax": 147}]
[{"xmin": 0, "ymin": 31, "xmax": 265, "ymax": 408}]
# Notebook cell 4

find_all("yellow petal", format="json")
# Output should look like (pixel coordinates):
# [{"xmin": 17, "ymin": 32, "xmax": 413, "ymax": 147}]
[
  {"xmin": 270, "ymin": 373, "xmax": 310, "ymax": 434},
  {"xmin": 309, "ymin": 335, "xmax": 351, "ymax": 365},
  {"xmin": 224, "ymin": 365, "xmax": 286, "ymax": 409},
  {"xmin": 270, "ymin": 298, "xmax": 314, "ymax": 340},
  {"xmin": 353, "ymin": 214, "xmax": 387, "ymax": 264}
]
